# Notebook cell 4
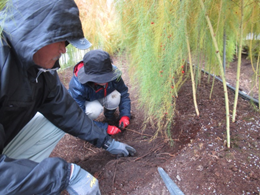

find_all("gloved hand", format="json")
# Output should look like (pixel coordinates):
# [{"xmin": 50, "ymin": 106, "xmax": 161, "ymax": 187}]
[
  {"xmin": 66, "ymin": 163, "xmax": 101, "ymax": 195},
  {"xmin": 107, "ymin": 125, "xmax": 121, "ymax": 135},
  {"xmin": 119, "ymin": 116, "xmax": 130, "ymax": 129},
  {"xmin": 105, "ymin": 138, "xmax": 136, "ymax": 157}
]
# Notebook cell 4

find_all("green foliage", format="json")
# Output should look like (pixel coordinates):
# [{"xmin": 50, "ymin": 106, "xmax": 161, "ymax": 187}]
[
  {"xmin": 113, "ymin": 0, "xmax": 260, "ymax": 138},
  {"xmin": 0, "ymin": 0, "xmax": 8, "ymax": 10},
  {"xmin": 75, "ymin": 0, "xmax": 121, "ymax": 55},
  {"xmin": 0, "ymin": 0, "xmax": 9, "ymax": 38},
  {"xmin": 59, "ymin": 45, "xmax": 87, "ymax": 69},
  {"xmin": 71, "ymin": 0, "xmax": 260, "ymax": 140}
]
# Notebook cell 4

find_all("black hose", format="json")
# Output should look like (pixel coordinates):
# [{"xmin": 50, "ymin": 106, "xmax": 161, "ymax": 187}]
[{"xmin": 201, "ymin": 68, "xmax": 259, "ymax": 107}]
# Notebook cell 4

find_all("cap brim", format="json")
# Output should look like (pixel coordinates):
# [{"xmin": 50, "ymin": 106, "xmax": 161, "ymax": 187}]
[
  {"xmin": 78, "ymin": 67, "xmax": 122, "ymax": 84},
  {"xmin": 68, "ymin": 38, "xmax": 92, "ymax": 50}
]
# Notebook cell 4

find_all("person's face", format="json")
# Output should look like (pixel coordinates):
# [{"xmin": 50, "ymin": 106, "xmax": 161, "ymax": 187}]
[{"xmin": 33, "ymin": 41, "xmax": 66, "ymax": 69}]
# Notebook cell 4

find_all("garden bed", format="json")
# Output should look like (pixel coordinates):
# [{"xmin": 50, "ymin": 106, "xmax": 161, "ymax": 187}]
[{"xmin": 53, "ymin": 55, "xmax": 260, "ymax": 195}]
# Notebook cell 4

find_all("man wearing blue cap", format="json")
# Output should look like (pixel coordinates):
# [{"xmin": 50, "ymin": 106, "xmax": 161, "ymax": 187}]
[
  {"xmin": 69, "ymin": 49, "xmax": 131, "ymax": 136},
  {"xmin": 0, "ymin": 0, "xmax": 136, "ymax": 194}
]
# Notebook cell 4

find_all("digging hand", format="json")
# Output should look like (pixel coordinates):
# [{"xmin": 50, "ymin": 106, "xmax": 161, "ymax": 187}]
[
  {"xmin": 107, "ymin": 125, "xmax": 121, "ymax": 135},
  {"xmin": 119, "ymin": 116, "xmax": 130, "ymax": 129},
  {"xmin": 66, "ymin": 163, "xmax": 101, "ymax": 195},
  {"xmin": 104, "ymin": 137, "xmax": 136, "ymax": 158}
]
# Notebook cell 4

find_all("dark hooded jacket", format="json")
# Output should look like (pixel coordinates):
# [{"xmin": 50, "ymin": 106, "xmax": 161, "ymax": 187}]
[
  {"xmin": 0, "ymin": 0, "xmax": 110, "ymax": 194},
  {"xmin": 68, "ymin": 62, "xmax": 131, "ymax": 130}
]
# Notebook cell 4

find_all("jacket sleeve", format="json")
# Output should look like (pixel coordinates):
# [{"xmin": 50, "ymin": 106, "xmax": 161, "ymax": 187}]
[
  {"xmin": 0, "ymin": 154, "xmax": 70, "ymax": 195},
  {"xmin": 68, "ymin": 75, "xmax": 86, "ymax": 111},
  {"xmin": 38, "ymin": 72, "xmax": 110, "ymax": 148},
  {"xmin": 1, "ymin": 124, "xmax": 71, "ymax": 194},
  {"xmin": 0, "ymin": 124, "xmax": 5, "ymax": 154},
  {"xmin": 114, "ymin": 77, "xmax": 131, "ymax": 119},
  {"xmin": 94, "ymin": 120, "xmax": 109, "ymax": 130}
]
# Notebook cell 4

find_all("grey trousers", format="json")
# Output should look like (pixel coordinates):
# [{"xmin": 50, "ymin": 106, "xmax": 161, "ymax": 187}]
[
  {"xmin": 85, "ymin": 90, "xmax": 121, "ymax": 120},
  {"xmin": 3, "ymin": 112, "xmax": 65, "ymax": 163}
]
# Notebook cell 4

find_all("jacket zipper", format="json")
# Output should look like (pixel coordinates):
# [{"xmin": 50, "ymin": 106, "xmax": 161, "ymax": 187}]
[{"xmin": 94, "ymin": 83, "xmax": 108, "ymax": 97}]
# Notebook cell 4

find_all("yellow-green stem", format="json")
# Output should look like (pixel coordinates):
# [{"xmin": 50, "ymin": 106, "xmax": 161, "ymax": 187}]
[
  {"xmin": 232, "ymin": 0, "xmax": 243, "ymax": 122},
  {"xmin": 257, "ymin": 52, "xmax": 260, "ymax": 109},
  {"xmin": 186, "ymin": 35, "xmax": 200, "ymax": 116},
  {"xmin": 209, "ymin": 76, "xmax": 215, "ymax": 100},
  {"xmin": 199, "ymin": 0, "xmax": 230, "ymax": 148}
]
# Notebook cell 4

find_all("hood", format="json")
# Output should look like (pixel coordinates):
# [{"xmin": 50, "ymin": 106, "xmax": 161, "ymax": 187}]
[{"xmin": 0, "ymin": 0, "xmax": 85, "ymax": 69}]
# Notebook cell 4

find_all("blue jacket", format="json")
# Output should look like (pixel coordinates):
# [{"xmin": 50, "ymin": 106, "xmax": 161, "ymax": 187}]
[
  {"xmin": 0, "ymin": 0, "xmax": 110, "ymax": 194},
  {"xmin": 69, "ymin": 62, "xmax": 131, "ymax": 129}
]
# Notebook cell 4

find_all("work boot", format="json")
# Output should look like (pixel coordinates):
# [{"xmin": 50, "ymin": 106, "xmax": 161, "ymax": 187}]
[{"xmin": 104, "ymin": 108, "xmax": 116, "ymax": 121}]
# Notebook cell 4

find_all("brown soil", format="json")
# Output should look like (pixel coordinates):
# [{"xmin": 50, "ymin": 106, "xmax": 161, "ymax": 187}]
[{"xmin": 53, "ymin": 55, "xmax": 260, "ymax": 195}]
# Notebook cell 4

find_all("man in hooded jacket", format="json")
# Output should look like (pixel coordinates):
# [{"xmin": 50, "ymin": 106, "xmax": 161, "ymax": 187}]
[{"xmin": 0, "ymin": 0, "xmax": 136, "ymax": 194}]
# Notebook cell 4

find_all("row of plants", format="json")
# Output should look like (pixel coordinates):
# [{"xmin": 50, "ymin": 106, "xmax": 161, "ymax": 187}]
[
  {"xmin": 112, "ymin": 0, "xmax": 260, "ymax": 147},
  {"xmin": 73, "ymin": 0, "xmax": 260, "ymax": 147}
]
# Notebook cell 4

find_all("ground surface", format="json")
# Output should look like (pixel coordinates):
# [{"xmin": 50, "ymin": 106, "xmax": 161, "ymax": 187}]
[{"xmin": 52, "ymin": 55, "xmax": 260, "ymax": 195}]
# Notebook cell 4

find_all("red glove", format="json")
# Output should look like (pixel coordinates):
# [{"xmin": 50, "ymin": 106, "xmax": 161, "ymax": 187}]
[
  {"xmin": 107, "ymin": 125, "xmax": 121, "ymax": 135},
  {"xmin": 119, "ymin": 116, "xmax": 130, "ymax": 129}
]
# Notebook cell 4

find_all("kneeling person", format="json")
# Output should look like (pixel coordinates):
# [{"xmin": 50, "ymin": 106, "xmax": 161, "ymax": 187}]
[{"xmin": 69, "ymin": 49, "xmax": 131, "ymax": 135}]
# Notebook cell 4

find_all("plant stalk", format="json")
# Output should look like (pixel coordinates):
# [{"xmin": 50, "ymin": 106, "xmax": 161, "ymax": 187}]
[
  {"xmin": 232, "ymin": 0, "xmax": 243, "ymax": 122},
  {"xmin": 256, "ymin": 51, "xmax": 260, "ymax": 109},
  {"xmin": 186, "ymin": 35, "xmax": 200, "ymax": 116},
  {"xmin": 199, "ymin": 0, "xmax": 231, "ymax": 148}
]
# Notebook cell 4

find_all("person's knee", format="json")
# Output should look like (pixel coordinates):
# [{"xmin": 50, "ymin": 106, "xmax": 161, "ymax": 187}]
[
  {"xmin": 27, "ymin": 112, "xmax": 64, "ymax": 139},
  {"xmin": 2, "ymin": 112, "xmax": 65, "ymax": 162},
  {"xmin": 85, "ymin": 100, "xmax": 104, "ymax": 120},
  {"xmin": 104, "ymin": 90, "xmax": 121, "ymax": 110}
]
